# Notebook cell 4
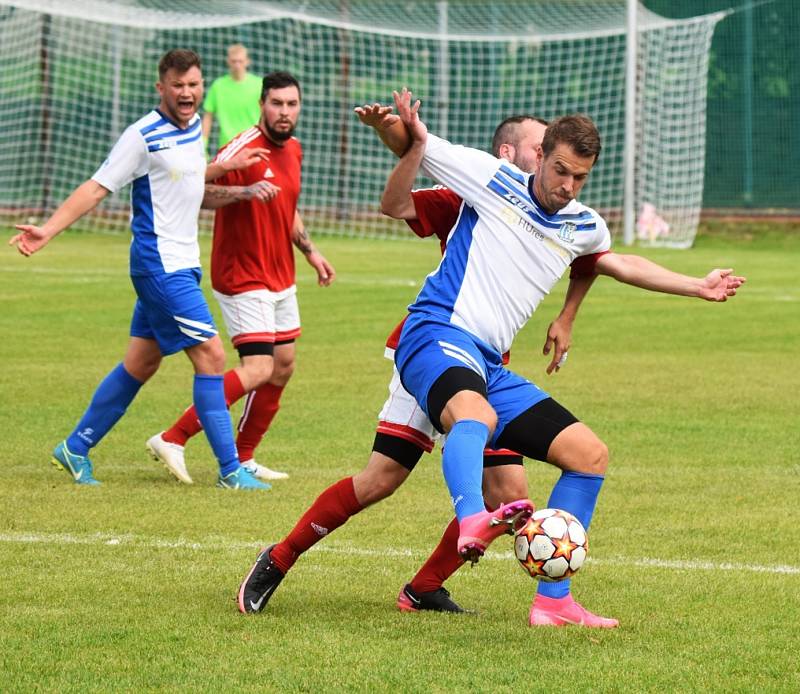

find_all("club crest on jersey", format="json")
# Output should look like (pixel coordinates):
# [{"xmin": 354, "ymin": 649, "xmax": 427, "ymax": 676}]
[
  {"xmin": 263, "ymin": 167, "xmax": 275, "ymax": 179},
  {"xmin": 557, "ymin": 221, "xmax": 576, "ymax": 243}
]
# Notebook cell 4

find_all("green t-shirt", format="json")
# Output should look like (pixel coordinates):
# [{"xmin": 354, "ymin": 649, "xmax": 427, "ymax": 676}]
[{"xmin": 203, "ymin": 72, "xmax": 262, "ymax": 148}]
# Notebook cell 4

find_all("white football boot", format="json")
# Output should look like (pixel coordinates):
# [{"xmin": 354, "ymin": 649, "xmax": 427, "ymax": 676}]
[
  {"xmin": 241, "ymin": 459, "xmax": 289, "ymax": 481},
  {"xmin": 146, "ymin": 432, "xmax": 193, "ymax": 485}
]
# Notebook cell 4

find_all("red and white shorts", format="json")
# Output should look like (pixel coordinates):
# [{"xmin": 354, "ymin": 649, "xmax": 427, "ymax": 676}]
[
  {"xmin": 376, "ymin": 365, "xmax": 440, "ymax": 453},
  {"xmin": 376, "ymin": 356, "xmax": 523, "ymax": 463},
  {"xmin": 213, "ymin": 286, "xmax": 301, "ymax": 347}
]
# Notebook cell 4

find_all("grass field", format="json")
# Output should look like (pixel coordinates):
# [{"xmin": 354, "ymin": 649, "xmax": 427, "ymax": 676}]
[{"xmin": 1, "ymin": 226, "xmax": 799, "ymax": 692}]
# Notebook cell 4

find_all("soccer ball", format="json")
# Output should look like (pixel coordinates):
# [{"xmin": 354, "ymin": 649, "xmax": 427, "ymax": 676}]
[{"xmin": 514, "ymin": 508, "xmax": 588, "ymax": 582}]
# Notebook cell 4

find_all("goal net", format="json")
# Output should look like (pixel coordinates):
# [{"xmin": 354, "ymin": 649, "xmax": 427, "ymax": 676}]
[{"xmin": 0, "ymin": 0, "xmax": 725, "ymax": 247}]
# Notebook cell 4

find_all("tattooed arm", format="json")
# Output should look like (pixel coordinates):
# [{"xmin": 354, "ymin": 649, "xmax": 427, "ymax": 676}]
[
  {"xmin": 293, "ymin": 212, "xmax": 336, "ymax": 286},
  {"xmin": 201, "ymin": 180, "xmax": 280, "ymax": 209}
]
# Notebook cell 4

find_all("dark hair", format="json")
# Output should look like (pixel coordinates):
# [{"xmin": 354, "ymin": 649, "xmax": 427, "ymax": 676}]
[
  {"xmin": 541, "ymin": 114, "xmax": 601, "ymax": 162},
  {"xmin": 158, "ymin": 49, "xmax": 201, "ymax": 80},
  {"xmin": 491, "ymin": 115, "xmax": 548, "ymax": 157},
  {"xmin": 261, "ymin": 71, "xmax": 301, "ymax": 101}
]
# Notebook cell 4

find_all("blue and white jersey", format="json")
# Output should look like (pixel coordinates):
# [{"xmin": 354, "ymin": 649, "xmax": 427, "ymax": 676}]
[
  {"xmin": 409, "ymin": 134, "xmax": 611, "ymax": 355},
  {"xmin": 92, "ymin": 110, "xmax": 206, "ymax": 276}
]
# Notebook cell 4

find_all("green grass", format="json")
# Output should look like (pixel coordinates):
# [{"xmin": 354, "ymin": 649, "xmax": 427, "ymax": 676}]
[{"xmin": 1, "ymin": 228, "xmax": 798, "ymax": 692}]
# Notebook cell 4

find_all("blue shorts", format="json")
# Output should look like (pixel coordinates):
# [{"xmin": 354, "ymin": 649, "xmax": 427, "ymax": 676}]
[
  {"xmin": 130, "ymin": 268, "xmax": 218, "ymax": 356},
  {"xmin": 394, "ymin": 314, "xmax": 549, "ymax": 447}
]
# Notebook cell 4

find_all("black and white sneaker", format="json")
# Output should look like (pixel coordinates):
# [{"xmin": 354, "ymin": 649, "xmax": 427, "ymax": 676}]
[
  {"xmin": 237, "ymin": 545, "xmax": 285, "ymax": 614},
  {"xmin": 396, "ymin": 583, "xmax": 468, "ymax": 614}
]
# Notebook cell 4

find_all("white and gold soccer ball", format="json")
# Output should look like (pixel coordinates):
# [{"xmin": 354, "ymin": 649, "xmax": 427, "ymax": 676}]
[{"xmin": 514, "ymin": 508, "xmax": 588, "ymax": 582}]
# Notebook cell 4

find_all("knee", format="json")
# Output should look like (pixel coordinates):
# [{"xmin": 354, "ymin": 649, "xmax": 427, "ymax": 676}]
[
  {"xmin": 242, "ymin": 360, "xmax": 273, "ymax": 388},
  {"xmin": 367, "ymin": 475, "xmax": 404, "ymax": 505},
  {"xmin": 447, "ymin": 407, "xmax": 497, "ymax": 437},
  {"xmin": 353, "ymin": 469, "xmax": 405, "ymax": 507},
  {"xmin": 484, "ymin": 480, "xmax": 528, "ymax": 510},
  {"xmin": 271, "ymin": 359, "xmax": 295, "ymax": 386},
  {"xmin": 549, "ymin": 424, "xmax": 609, "ymax": 476},
  {"xmin": 208, "ymin": 351, "xmax": 227, "ymax": 374},
  {"xmin": 138, "ymin": 358, "xmax": 161, "ymax": 382},
  {"xmin": 124, "ymin": 354, "xmax": 161, "ymax": 382},
  {"xmin": 585, "ymin": 439, "xmax": 609, "ymax": 475},
  {"xmin": 195, "ymin": 341, "xmax": 226, "ymax": 374}
]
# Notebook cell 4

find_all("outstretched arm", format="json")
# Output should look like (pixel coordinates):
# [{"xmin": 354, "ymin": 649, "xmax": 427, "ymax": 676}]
[
  {"xmin": 292, "ymin": 212, "xmax": 335, "ymax": 287},
  {"xmin": 542, "ymin": 274, "xmax": 596, "ymax": 374},
  {"xmin": 353, "ymin": 102, "xmax": 410, "ymax": 157},
  {"xmin": 380, "ymin": 137, "xmax": 426, "ymax": 220},
  {"xmin": 9, "ymin": 180, "xmax": 109, "ymax": 256},
  {"xmin": 595, "ymin": 253, "xmax": 745, "ymax": 301}
]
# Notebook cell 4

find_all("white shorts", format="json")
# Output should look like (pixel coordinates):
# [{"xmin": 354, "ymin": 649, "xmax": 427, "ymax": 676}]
[
  {"xmin": 213, "ymin": 286, "xmax": 301, "ymax": 347},
  {"xmin": 376, "ymin": 365, "xmax": 440, "ymax": 453}
]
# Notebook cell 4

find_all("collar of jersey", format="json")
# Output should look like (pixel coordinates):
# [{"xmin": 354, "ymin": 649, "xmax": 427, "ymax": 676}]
[
  {"xmin": 155, "ymin": 108, "xmax": 197, "ymax": 132},
  {"xmin": 527, "ymin": 175, "xmax": 571, "ymax": 220}
]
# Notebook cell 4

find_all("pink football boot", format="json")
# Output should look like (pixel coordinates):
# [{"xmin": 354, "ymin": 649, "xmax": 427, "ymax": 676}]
[
  {"xmin": 529, "ymin": 594, "xmax": 619, "ymax": 628},
  {"xmin": 457, "ymin": 499, "xmax": 535, "ymax": 564}
]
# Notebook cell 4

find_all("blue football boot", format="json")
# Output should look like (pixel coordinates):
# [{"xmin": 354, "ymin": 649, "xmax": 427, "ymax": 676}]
[
  {"xmin": 52, "ymin": 441, "xmax": 101, "ymax": 485},
  {"xmin": 217, "ymin": 466, "xmax": 271, "ymax": 490}
]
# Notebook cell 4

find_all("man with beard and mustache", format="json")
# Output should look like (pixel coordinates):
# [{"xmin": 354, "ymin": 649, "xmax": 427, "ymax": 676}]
[
  {"xmin": 147, "ymin": 71, "xmax": 336, "ymax": 486},
  {"xmin": 9, "ymin": 49, "xmax": 269, "ymax": 489}
]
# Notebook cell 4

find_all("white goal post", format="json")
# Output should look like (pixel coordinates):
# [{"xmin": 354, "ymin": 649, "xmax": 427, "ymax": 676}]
[{"xmin": 0, "ymin": 0, "xmax": 725, "ymax": 247}]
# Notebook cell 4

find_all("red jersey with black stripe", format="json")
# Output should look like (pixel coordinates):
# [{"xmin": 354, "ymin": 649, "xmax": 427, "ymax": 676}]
[{"xmin": 210, "ymin": 127, "xmax": 302, "ymax": 295}]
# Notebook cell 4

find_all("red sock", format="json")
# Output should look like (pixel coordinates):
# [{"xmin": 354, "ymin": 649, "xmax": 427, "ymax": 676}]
[
  {"xmin": 162, "ymin": 370, "xmax": 246, "ymax": 446},
  {"xmin": 236, "ymin": 382, "xmax": 284, "ymax": 461},
  {"xmin": 409, "ymin": 517, "xmax": 464, "ymax": 594},
  {"xmin": 270, "ymin": 477, "xmax": 363, "ymax": 574}
]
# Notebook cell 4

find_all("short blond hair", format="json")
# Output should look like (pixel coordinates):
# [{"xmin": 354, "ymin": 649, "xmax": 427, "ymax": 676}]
[{"xmin": 227, "ymin": 44, "xmax": 248, "ymax": 58}]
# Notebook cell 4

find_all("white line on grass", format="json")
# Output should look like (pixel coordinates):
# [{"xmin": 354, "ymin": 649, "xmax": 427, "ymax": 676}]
[
  {"xmin": 0, "ymin": 265, "xmax": 421, "ymax": 287},
  {"xmin": 1, "ymin": 531, "xmax": 798, "ymax": 576}
]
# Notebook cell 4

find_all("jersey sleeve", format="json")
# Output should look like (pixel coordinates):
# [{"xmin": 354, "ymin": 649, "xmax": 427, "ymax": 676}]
[
  {"xmin": 420, "ymin": 134, "xmax": 501, "ymax": 208},
  {"xmin": 406, "ymin": 188, "xmax": 463, "ymax": 240},
  {"xmin": 570, "ymin": 251, "xmax": 610, "ymax": 278},
  {"xmin": 576, "ymin": 212, "xmax": 612, "ymax": 256},
  {"xmin": 91, "ymin": 125, "xmax": 148, "ymax": 193}
]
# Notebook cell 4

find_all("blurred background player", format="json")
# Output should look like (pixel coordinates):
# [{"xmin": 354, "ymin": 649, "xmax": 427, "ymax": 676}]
[
  {"xmin": 202, "ymin": 44, "xmax": 263, "ymax": 152},
  {"xmin": 147, "ymin": 71, "xmax": 335, "ymax": 485},
  {"xmin": 9, "ymin": 49, "xmax": 267, "ymax": 490}
]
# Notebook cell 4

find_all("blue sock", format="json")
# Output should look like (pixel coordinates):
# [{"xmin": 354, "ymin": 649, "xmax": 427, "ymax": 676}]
[
  {"xmin": 442, "ymin": 419, "xmax": 489, "ymax": 521},
  {"xmin": 194, "ymin": 374, "xmax": 239, "ymax": 476},
  {"xmin": 537, "ymin": 470, "xmax": 605, "ymax": 599},
  {"xmin": 66, "ymin": 363, "xmax": 143, "ymax": 455}
]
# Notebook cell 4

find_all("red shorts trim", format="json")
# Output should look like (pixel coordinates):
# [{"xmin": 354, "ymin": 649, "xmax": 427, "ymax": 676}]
[
  {"xmin": 275, "ymin": 327, "xmax": 301, "ymax": 342},
  {"xmin": 483, "ymin": 447, "xmax": 520, "ymax": 457},
  {"xmin": 232, "ymin": 332, "xmax": 276, "ymax": 347},
  {"xmin": 376, "ymin": 421, "xmax": 435, "ymax": 453},
  {"xmin": 232, "ymin": 328, "xmax": 301, "ymax": 347}
]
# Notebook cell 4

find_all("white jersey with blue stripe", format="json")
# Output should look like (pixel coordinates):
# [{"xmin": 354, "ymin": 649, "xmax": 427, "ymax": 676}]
[
  {"xmin": 92, "ymin": 110, "xmax": 206, "ymax": 276},
  {"xmin": 409, "ymin": 134, "xmax": 611, "ymax": 356}
]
